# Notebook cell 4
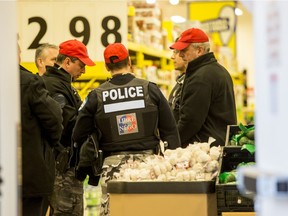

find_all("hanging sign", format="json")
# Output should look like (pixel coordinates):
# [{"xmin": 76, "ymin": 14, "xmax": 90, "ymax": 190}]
[{"xmin": 188, "ymin": 1, "xmax": 237, "ymax": 72}]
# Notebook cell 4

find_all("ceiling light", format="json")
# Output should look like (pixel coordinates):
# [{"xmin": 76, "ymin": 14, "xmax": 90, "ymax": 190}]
[
  {"xmin": 235, "ymin": 8, "xmax": 243, "ymax": 16},
  {"xmin": 146, "ymin": 0, "xmax": 156, "ymax": 4},
  {"xmin": 170, "ymin": 15, "xmax": 186, "ymax": 24},
  {"xmin": 169, "ymin": 0, "xmax": 179, "ymax": 5}
]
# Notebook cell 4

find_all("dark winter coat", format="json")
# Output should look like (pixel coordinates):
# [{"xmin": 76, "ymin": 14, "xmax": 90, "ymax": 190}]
[
  {"xmin": 42, "ymin": 64, "xmax": 82, "ymax": 167},
  {"xmin": 178, "ymin": 52, "xmax": 237, "ymax": 147},
  {"xmin": 20, "ymin": 65, "xmax": 62, "ymax": 197},
  {"xmin": 168, "ymin": 73, "xmax": 185, "ymax": 122}
]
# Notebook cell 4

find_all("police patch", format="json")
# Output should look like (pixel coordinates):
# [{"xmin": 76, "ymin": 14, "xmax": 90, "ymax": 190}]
[{"xmin": 116, "ymin": 113, "xmax": 139, "ymax": 135}]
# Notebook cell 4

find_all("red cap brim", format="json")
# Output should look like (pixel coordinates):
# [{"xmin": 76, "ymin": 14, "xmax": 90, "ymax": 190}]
[
  {"xmin": 79, "ymin": 57, "xmax": 95, "ymax": 66},
  {"xmin": 169, "ymin": 41, "xmax": 190, "ymax": 50}
]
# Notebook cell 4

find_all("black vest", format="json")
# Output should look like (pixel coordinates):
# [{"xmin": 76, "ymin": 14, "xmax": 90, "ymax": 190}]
[{"xmin": 94, "ymin": 77, "xmax": 159, "ymax": 152}]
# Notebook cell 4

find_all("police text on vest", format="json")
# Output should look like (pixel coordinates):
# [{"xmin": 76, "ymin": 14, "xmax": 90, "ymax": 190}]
[{"xmin": 102, "ymin": 86, "xmax": 144, "ymax": 102}]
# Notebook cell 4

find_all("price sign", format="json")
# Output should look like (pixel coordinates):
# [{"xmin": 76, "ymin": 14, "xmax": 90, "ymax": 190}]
[{"xmin": 17, "ymin": 0, "xmax": 127, "ymax": 62}]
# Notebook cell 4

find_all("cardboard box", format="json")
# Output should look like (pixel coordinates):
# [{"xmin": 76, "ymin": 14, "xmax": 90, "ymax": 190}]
[
  {"xmin": 222, "ymin": 212, "xmax": 255, "ymax": 216},
  {"xmin": 108, "ymin": 181, "xmax": 217, "ymax": 216}
]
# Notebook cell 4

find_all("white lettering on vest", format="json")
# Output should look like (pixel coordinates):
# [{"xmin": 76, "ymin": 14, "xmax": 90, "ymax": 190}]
[
  {"xmin": 103, "ymin": 91, "xmax": 109, "ymax": 102},
  {"xmin": 102, "ymin": 86, "xmax": 144, "ymax": 102},
  {"xmin": 110, "ymin": 89, "xmax": 117, "ymax": 100},
  {"xmin": 128, "ymin": 87, "xmax": 136, "ymax": 98},
  {"xmin": 136, "ymin": 86, "xmax": 144, "ymax": 97}
]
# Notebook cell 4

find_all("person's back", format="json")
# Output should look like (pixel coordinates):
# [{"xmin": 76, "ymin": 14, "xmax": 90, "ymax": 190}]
[
  {"xmin": 72, "ymin": 43, "xmax": 181, "ymax": 215},
  {"xmin": 20, "ymin": 65, "xmax": 63, "ymax": 216}
]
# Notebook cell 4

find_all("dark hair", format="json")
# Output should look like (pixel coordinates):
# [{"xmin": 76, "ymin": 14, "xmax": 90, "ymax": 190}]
[
  {"xmin": 106, "ymin": 57, "xmax": 129, "ymax": 71},
  {"xmin": 56, "ymin": 54, "xmax": 78, "ymax": 64}
]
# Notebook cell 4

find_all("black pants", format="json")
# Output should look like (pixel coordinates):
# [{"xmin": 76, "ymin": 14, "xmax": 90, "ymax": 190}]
[{"xmin": 22, "ymin": 196, "xmax": 48, "ymax": 216}]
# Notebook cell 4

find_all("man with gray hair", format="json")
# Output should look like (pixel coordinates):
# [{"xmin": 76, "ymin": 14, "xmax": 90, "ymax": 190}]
[
  {"xmin": 35, "ymin": 43, "xmax": 59, "ymax": 76},
  {"xmin": 170, "ymin": 28, "xmax": 237, "ymax": 147}
]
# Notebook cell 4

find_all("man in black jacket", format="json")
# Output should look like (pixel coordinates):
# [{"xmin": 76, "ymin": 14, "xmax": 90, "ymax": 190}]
[
  {"xmin": 72, "ymin": 43, "xmax": 181, "ymax": 215},
  {"xmin": 42, "ymin": 39, "xmax": 95, "ymax": 216},
  {"xmin": 20, "ymin": 61, "xmax": 63, "ymax": 215},
  {"xmin": 170, "ymin": 28, "xmax": 237, "ymax": 147},
  {"xmin": 168, "ymin": 37, "xmax": 187, "ymax": 122}
]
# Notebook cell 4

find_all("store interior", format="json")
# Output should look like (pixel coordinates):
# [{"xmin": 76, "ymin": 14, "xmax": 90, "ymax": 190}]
[
  {"xmin": 1, "ymin": 1, "xmax": 264, "ymax": 216},
  {"xmin": 0, "ymin": 0, "xmax": 287, "ymax": 215},
  {"xmin": 18, "ymin": 0, "xmax": 255, "ymax": 124}
]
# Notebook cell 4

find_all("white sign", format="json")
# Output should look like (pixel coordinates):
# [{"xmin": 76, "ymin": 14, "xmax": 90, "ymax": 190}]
[{"xmin": 17, "ymin": 0, "xmax": 127, "ymax": 62}]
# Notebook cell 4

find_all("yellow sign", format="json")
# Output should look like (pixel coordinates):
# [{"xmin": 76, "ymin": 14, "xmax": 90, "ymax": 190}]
[{"xmin": 189, "ymin": 1, "xmax": 237, "ymax": 72}]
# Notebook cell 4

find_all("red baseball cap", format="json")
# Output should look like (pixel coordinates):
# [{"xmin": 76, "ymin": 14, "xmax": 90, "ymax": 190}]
[
  {"xmin": 170, "ymin": 28, "xmax": 209, "ymax": 50},
  {"xmin": 59, "ymin": 39, "xmax": 95, "ymax": 66},
  {"xmin": 104, "ymin": 43, "xmax": 129, "ymax": 64}
]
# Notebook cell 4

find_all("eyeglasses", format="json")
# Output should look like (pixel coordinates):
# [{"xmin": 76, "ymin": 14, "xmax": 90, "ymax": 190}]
[
  {"xmin": 173, "ymin": 50, "xmax": 180, "ymax": 55},
  {"xmin": 172, "ymin": 49, "xmax": 181, "ymax": 57},
  {"xmin": 179, "ymin": 46, "xmax": 190, "ymax": 54},
  {"xmin": 68, "ymin": 57, "xmax": 85, "ymax": 69},
  {"xmin": 77, "ymin": 60, "xmax": 85, "ymax": 69}
]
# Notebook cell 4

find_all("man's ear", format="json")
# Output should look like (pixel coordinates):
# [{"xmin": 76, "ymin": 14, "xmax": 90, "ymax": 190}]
[
  {"xmin": 65, "ymin": 57, "xmax": 71, "ymax": 65},
  {"xmin": 37, "ymin": 58, "xmax": 43, "ymax": 67}
]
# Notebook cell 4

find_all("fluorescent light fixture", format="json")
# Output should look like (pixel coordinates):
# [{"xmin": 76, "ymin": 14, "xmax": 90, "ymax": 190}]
[
  {"xmin": 169, "ymin": 0, "xmax": 179, "ymax": 5},
  {"xmin": 146, "ymin": 0, "xmax": 156, "ymax": 4},
  {"xmin": 235, "ymin": 7, "xmax": 243, "ymax": 16},
  {"xmin": 171, "ymin": 15, "xmax": 186, "ymax": 23}
]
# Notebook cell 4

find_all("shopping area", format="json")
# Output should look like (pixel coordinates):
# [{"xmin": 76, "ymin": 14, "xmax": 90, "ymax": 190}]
[
  {"xmin": 17, "ymin": 0, "xmax": 255, "ymax": 126},
  {"xmin": 1, "ymin": 1, "xmax": 288, "ymax": 216}
]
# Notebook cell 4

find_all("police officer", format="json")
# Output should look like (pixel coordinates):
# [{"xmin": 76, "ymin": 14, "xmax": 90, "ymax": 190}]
[
  {"xmin": 72, "ymin": 43, "xmax": 181, "ymax": 215},
  {"xmin": 42, "ymin": 39, "xmax": 95, "ymax": 216}
]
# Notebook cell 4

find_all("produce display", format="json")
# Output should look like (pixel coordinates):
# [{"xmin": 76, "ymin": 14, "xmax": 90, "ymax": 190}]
[
  {"xmin": 219, "ymin": 124, "xmax": 256, "ymax": 184},
  {"xmin": 229, "ymin": 123, "xmax": 255, "ymax": 147},
  {"xmin": 219, "ymin": 161, "xmax": 256, "ymax": 184},
  {"xmin": 113, "ymin": 140, "xmax": 222, "ymax": 181}
]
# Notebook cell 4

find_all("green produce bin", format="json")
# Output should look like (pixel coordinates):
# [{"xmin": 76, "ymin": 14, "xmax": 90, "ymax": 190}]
[
  {"xmin": 107, "ymin": 181, "xmax": 217, "ymax": 216},
  {"xmin": 216, "ymin": 147, "xmax": 255, "ymax": 215}
]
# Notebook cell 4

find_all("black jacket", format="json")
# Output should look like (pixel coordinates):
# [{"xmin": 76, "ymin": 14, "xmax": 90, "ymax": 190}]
[
  {"xmin": 178, "ymin": 52, "xmax": 237, "ymax": 147},
  {"xmin": 42, "ymin": 64, "xmax": 82, "ymax": 167},
  {"xmin": 168, "ymin": 73, "xmax": 185, "ymax": 122},
  {"xmin": 20, "ymin": 65, "xmax": 62, "ymax": 197},
  {"xmin": 73, "ymin": 73, "xmax": 181, "ymax": 151}
]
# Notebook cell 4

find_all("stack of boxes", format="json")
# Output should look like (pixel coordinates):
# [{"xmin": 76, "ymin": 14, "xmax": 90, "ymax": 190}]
[{"xmin": 128, "ymin": 2, "xmax": 166, "ymax": 50}]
